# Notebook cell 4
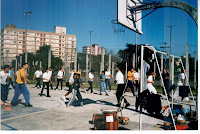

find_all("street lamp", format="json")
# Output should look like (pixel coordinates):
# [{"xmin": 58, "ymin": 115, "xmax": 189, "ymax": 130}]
[{"xmin": 24, "ymin": 11, "xmax": 31, "ymax": 63}]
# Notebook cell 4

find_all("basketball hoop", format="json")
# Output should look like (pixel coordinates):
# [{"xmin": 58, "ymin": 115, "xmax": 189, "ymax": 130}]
[{"xmin": 111, "ymin": 20, "xmax": 125, "ymax": 34}]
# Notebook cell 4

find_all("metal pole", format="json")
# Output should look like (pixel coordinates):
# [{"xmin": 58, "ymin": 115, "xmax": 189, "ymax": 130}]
[
  {"xmin": 194, "ymin": 51, "xmax": 196, "ymax": 89},
  {"xmin": 135, "ymin": 33, "xmax": 137, "ymax": 71},
  {"xmin": 39, "ymin": 61, "xmax": 42, "ymax": 68},
  {"xmin": 125, "ymin": 62, "xmax": 127, "ymax": 79},
  {"xmin": 20, "ymin": 56, "xmax": 22, "ymax": 68},
  {"xmin": 48, "ymin": 48, "xmax": 51, "ymax": 68},
  {"xmin": 25, "ymin": 14, "xmax": 28, "ymax": 63},
  {"xmin": 15, "ymin": 59, "xmax": 18, "ymax": 72},
  {"xmin": 161, "ymin": 54, "xmax": 163, "ymax": 87},
  {"xmin": 74, "ymin": 48, "xmax": 77, "ymax": 72},
  {"xmin": 112, "ymin": 62, "xmax": 114, "ymax": 78},
  {"xmin": 86, "ymin": 54, "xmax": 88, "ymax": 81},
  {"xmin": 171, "ymin": 56, "xmax": 174, "ymax": 109},
  {"xmin": 6, "ymin": 50, "xmax": 9, "ymax": 65},
  {"xmin": 185, "ymin": 43, "xmax": 189, "ymax": 86},
  {"xmin": 0, "ymin": 40, "xmax": 2, "ymax": 69},
  {"xmin": 108, "ymin": 54, "xmax": 111, "ymax": 71},
  {"xmin": 133, "ymin": 54, "xmax": 135, "ymax": 69},
  {"xmin": 139, "ymin": 45, "xmax": 144, "ymax": 130}
]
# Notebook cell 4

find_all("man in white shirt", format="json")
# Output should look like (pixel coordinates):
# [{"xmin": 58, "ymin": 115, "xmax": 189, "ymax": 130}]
[
  {"xmin": 133, "ymin": 69, "xmax": 140, "ymax": 94},
  {"xmin": 105, "ymin": 68, "xmax": 111, "ymax": 91},
  {"xmin": 146, "ymin": 72, "xmax": 157, "ymax": 94},
  {"xmin": 0, "ymin": 65, "xmax": 12, "ymax": 102},
  {"xmin": 115, "ymin": 67, "xmax": 130, "ymax": 108},
  {"xmin": 39, "ymin": 68, "xmax": 51, "ymax": 97},
  {"xmin": 33, "ymin": 68, "xmax": 43, "ymax": 89},
  {"xmin": 86, "ymin": 70, "xmax": 94, "ymax": 93},
  {"xmin": 55, "ymin": 68, "xmax": 64, "ymax": 90}
]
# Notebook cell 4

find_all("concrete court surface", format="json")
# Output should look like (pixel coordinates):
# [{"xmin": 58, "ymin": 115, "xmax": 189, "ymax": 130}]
[{"xmin": 1, "ymin": 84, "xmax": 196, "ymax": 130}]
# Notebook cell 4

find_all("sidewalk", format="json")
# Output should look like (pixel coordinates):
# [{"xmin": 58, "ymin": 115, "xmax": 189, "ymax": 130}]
[{"xmin": 1, "ymin": 84, "xmax": 195, "ymax": 130}]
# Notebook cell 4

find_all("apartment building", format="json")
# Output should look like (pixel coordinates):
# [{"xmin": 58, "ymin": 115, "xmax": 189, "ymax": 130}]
[
  {"xmin": 83, "ymin": 44, "xmax": 106, "ymax": 56},
  {"xmin": 1, "ymin": 24, "xmax": 76, "ymax": 66}
]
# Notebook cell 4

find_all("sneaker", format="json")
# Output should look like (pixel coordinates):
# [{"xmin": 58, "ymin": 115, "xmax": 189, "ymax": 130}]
[
  {"xmin": 25, "ymin": 103, "xmax": 33, "ymax": 107},
  {"xmin": 61, "ymin": 96, "xmax": 67, "ymax": 101},
  {"xmin": 85, "ymin": 90, "xmax": 87, "ymax": 93},
  {"xmin": 38, "ymin": 93, "xmax": 42, "ymax": 96},
  {"xmin": 91, "ymin": 92, "xmax": 94, "ymax": 94},
  {"xmin": 46, "ymin": 95, "xmax": 51, "ymax": 97},
  {"xmin": 106, "ymin": 94, "xmax": 109, "ymax": 96},
  {"xmin": 100, "ymin": 93, "xmax": 102, "ymax": 95}
]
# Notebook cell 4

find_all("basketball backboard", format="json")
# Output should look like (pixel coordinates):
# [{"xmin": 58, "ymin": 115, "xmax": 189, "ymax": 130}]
[{"xmin": 118, "ymin": 0, "xmax": 143, "ymax": 34}]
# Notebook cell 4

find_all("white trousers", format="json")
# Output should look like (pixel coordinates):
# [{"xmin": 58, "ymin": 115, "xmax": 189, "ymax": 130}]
[
  {"xmin": 146, "ymin": 84, "xmax": 157, "ymax": 94},
  {"xmin": 173, "ymin": 82, "xmax": 183, "ymax": 99}
]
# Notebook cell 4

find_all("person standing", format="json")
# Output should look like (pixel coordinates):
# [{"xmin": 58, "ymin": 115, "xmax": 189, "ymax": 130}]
[
  {"xmin": 146, "ymin": 72, "xmax": 157, "ymax": 94},
  {"xmin": 0, "ymin": 65, "xmax": 11, "ymax": 102},
  {"xmin": 100, "ymin": 71, "xmax": 109, "ymax": 96},
  {"xmin": 11, "ymin": 63, "xmax": 32, "ymax": 107},
  {"xmin": 33, "ymin": 68, "xmax": 43, "ymax": 89},
  {"xmin": 8, "ymin": 67, "xmax": 15, "ymax": 90},
  {"xmin": 39, "ymin": 68, "xmax": 51, "ymax": 97},
  {"xmin": 76, "ymin": 68, "xmax": 82, "ymax": 76},
  {"xmin": 105, "ymin": 68, "xmax": 111, "ymax": 92},
  {"xmin": 127, "ymin": 68, "xmax": 136, "ymax": 96},
  {"xmin": 55, "ymin": 68, "xmax": 64, "ymax": 90},
  {"xmin": 162, "ymin": 69, "xmax": 170, "ymax": 98},
  {"xmin": 67, "ymin": 74, "xmax": 84, "ymax": 107},
  {"xmin": 133, "ymin": 69, "xmax": 140, "ymax": 94},
  {"xmin": 115, "ymin": 67, "xmax": 130, "ymax": 108},
  {"xmin": 86, "ymin": 70, "xmax": 94, "ymax": 94}
]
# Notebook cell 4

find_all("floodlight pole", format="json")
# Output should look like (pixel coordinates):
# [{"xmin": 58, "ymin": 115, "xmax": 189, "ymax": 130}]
[
  {"xmin": 135, "ymin": 33, "xmax": 138, "ymax": 71},
  {"xmin": 24, "ymin": 11, "xmax": 31, "ymax": 63}
]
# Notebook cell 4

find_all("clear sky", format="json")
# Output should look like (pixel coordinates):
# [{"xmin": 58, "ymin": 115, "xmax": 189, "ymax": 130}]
[{"xmin": 1, "ymin": 0, "xmax": 198, "ymax": 57}]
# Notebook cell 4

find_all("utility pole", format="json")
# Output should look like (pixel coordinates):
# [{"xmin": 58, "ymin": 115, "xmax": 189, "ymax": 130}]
[
  {"xmin": 86, "ymin": 54, "xmax": 89, "ymax": 81},
  {"xmin": 48, "ymin": 48, "xmax": 51, "ymax": 68},
  {"xmin": 160, "ymin": 42, "xmax": 169, "ymax": 68},
  {"xmin": 24, "ymin": 11, "xmax": 31, "ymax": 63},
  {"xmin": 135, "ymin": 33, "xmax": 138, "ymax": 71},
  {"xmin": 101, "ymin": 47, "xmax": 105, "ymax": 73},
  {"xmin": 108, "ymin": 54, "xmax": 111, "ymax": 71},
  {"xmin": 74, "ymin": 48, "xmax": 77, "ymax": 72},
  {"xmin": 166, "ymin": 25, "xmax": 176, "ymax": 81},
  {"xmin": 20, "ymin": 56, "xmax": 22, "ymax": 68},
  {"xmin": 112, "ymin": 62, "xmax": 115, "ymax": 78},
  {"xmin": 89, "ymin": 31, "xmax": 94, "ymax": 71}
]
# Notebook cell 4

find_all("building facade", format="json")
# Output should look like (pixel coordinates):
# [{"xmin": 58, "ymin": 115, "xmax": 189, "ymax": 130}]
[
  {"xmin": 83, "ymin": 44, "xmax": 106, "ymax": 56},
  {"xmin": 1, "ymin": 24, "xmax": 76, "ymax": 66}
]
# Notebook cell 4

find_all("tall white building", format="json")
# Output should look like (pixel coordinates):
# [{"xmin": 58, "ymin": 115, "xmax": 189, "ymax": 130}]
[
  {"xmin": 1, "ymin": 24, "xmax": 76, "ymax": 66},
  {"xmin": 83, "ymin": 44, "xmax": 106, "ymax": 56}
]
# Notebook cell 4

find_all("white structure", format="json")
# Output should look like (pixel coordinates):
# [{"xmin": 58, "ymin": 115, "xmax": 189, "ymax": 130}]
[
  {"xmin": 1, "ymin": 24, "xmax": 76, "ymax": 65},
  {"xmin": 83, "ymin": 44, "xmax": 106, "ymax": 56}
]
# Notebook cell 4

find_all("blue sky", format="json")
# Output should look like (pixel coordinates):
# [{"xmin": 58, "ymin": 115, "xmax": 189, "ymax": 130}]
[{"xmin": 1, "ymin": 0, "xmax": 198, "ymax": 57}]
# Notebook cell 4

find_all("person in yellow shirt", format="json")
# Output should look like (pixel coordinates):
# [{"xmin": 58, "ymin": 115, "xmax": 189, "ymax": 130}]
[
  {"xmin": 76, "ymin": 69, "xmax": 82, "ymax": 76},
  {"xmin": 127, "ymin": 68, "xmax": 136, "ymax": 96},
  {"xmin": 11, "ymin": 63, "xmax": 32, "ymax": 107}
]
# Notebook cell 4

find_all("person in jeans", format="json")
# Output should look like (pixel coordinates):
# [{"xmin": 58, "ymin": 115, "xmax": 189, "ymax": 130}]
[
  {"xmin": 127, "ymin": 68, "xmax": 136, "ymax": 96},
  {"xmin": 67, "ymin": 74, "xmax": 84, "ymax": 107},
  {"xmin": 100, "ymin": 71, "xmax": 109, "ymax": 96},
  {"xmin": 55, "ymin": 68, "xmax": 64, "ymax": 90},
  {"xmin": 105, "ymin": 68, "xmax": 111, "ymax": 92},
  {"xmin": 39, "ymin": 68, "xmax": 51, "ymax": 97},
  {"xmin": 33, "ymin": 68, "xmax": 43, "ymax": 89},
  {"xmin": 8, "ymin": 67, "xmax": 15, "ymax": 90},
  {"xmin": 115, "ymin": 67, "xmax": 130, "ymax": 108},
  {"xmin": 11, "ymin": 63, "xmax": 32, "ymax": 107},
  {"xmin": 86, "ymin": 70, "xmax": 94, "ymax": 93},
  {"xmin": 0, "ymin": 65, "xmax": 12, "ymax": 102}
]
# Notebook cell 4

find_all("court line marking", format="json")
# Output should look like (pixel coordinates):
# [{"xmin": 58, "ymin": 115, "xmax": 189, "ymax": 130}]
[{"xmin": 1, "ymin": 123, "xmax": 18, "ymax": 130}]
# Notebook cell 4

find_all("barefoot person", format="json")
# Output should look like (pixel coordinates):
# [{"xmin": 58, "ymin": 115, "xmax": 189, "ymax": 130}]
[
  {"xmin": 11, "ymin": 63, "xmax": 32, "ymax": 107},
  {"xmin": 1, "ymin": 100, "xmax": 12, "ymax": 111},
  {"xmin": 67, "ymin": 74, "xmax": 84, "ymax": 107},
  {"xmin": 39, "ymin": 68, "xmax": 51, "ymax": 97}
]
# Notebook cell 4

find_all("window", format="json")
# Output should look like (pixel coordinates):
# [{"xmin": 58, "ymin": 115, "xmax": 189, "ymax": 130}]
[
  {"xmin": 14, "ymin": 31, "xmax": 16, "ymax": 34},
  {"xmin": 7, "ymin": 31, "xmax": 9, "ymax": 33},
  {"xmin": 62, "ymin": 44, "xmax": 65, "ymax": 47},
  {"xmin": 14, "ymin": 41, "xmax": 16, "ymax": 43},
  {"xmin": 19, "ymin": 32, "xmax": 22, "ymax": 35},
  {"xmin": 72, "ymin": 41, "xmax": 74, "ymax": 44},
  {"xmin": 18, "ymin": 41, "xmax": 22, "ymax": 44},
  {"xmin": 62, "ymin": 36, "xmax": 65, "ymax": 39},
  {"xmin": 37, "ymin": 33, "xmax": 40, "ymax": 36}
]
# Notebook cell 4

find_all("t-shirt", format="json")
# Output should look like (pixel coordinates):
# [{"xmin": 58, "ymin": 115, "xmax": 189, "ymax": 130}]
[
  {"xmin": 0, "ymin": 71, "xmax": 10, "ymax": 85},
  {"xmin": 16, "ymin": 71, "xmax": 18, "ymax": 76},
  {"xmin": 100, "ymin": 74, "xmax": 106, "ymax": 82},
  {"xmin": 115, "ymin": 71, "xmax": 124, "ymax": 84},
  {"xmin": 77, "ymin": 71, "xmax": 81, "ymax": 75},
  {"xmin": 42, "ymin": 72, "xmax": 51, "ymax": 82},
  {"xmin": 178, "ymin": 73, "xmax": 185, "ymax": 83},
  {"xmin": 9, "ymin": 70, "xmax": 14, "ymax": 78},
  {"xmin": 105, "ymin": 71, "xmax": 111, "ymax": 79},
  {"xmin": 162, "ymin": 72, "xmax": 169, "ymax": 83},
  {"xmin": 57, "ymin": 70, "xmax": 63, "ymax": 79},
  {"xmin": 88, "ymin": 73, "xmax": 94, "ymax": 81},
  {"xmin": 48, "ymin": 70, "xmax": 52, "ymax": 76},
  {"xmin": 68, "ymin": 72, "xmax": 74, "ymax": 83},
  {"xmin": 127, "ymin": 71, "xmax": 134, "ymax": 81},
  {"xmin": 35, "ymin": 70, "xmax": 42, "ymax": 78},
  {"xmin": 134, "ymin": 72, "xmax": 140, "ymax": 80},
  {"xmin": 52, "ymin": 71, "xmax": 56, "ymax": 76},
  {"xmin": 16, "ymin": 68, "xmax": 26, "ymax": 84}
]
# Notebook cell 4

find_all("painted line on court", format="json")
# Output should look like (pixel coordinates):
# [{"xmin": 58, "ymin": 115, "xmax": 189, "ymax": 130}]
[
  {"xmin": 1, "ymin": 105, "xmax": 65, "ymax": 122},
  {"xmin": 1, "ymin": 123, "xmax": 18, "ymax": 130}
]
